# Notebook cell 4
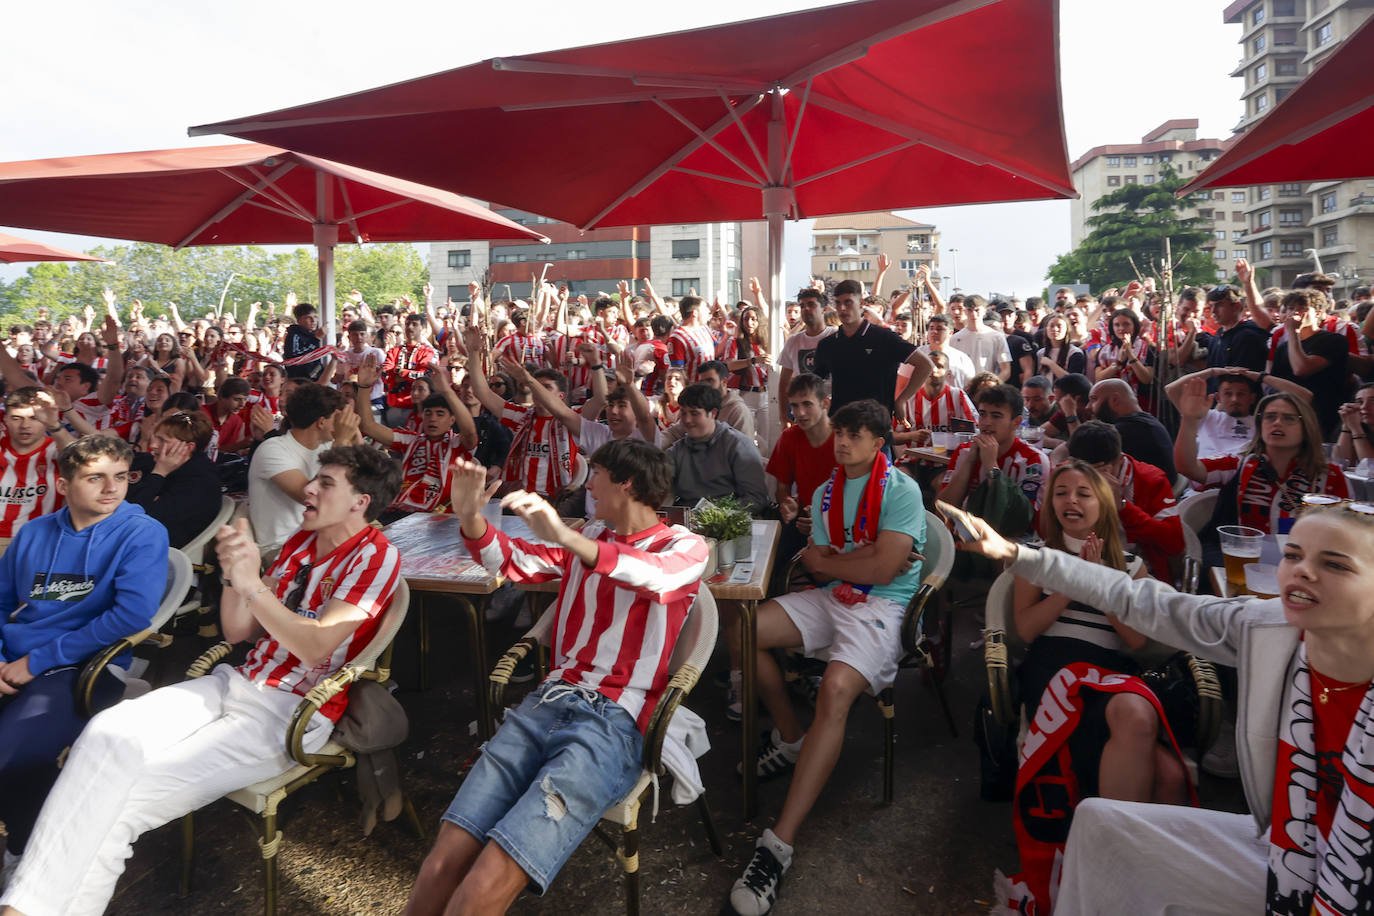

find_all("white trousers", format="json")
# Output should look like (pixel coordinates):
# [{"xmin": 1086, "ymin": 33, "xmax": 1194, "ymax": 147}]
[
  {"xmin": 1053, "ymin": 797, "xmax": 1269, "ymax": 916},
  {"xmin": 0, "ymin": 665, "xmax": 330, "ymax": 916}
]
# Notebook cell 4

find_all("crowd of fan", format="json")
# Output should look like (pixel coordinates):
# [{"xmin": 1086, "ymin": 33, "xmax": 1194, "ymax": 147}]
[{"xmin": 0, "ymin": 253, "xmax": 1372, "ymax": 915}]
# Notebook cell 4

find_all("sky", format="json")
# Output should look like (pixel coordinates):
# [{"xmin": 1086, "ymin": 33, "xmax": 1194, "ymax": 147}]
[{"xmin": 0, "ymin": 0, "xmax": 1246, "ymax": 298}]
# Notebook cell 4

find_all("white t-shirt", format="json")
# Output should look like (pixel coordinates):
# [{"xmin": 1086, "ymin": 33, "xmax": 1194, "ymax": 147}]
[
  {"xmin": 779, "ymin": 327, "xmax": 836, "ymax": 376},
  {"xmin": 1196, "ymin": 410, "xmax": 1255, "ymax": 459},
  {"xmin": 248, "ymin": 432, "xmax": 326, "ymax": 550},
  {"xmin": 949, "ymin": 326, "xmax": 1011, "ymax": 376},
  {"xmin": 339, "ymin": 345, "xmax": 388, "ymax": 400},
  {"xmin": 575, "ymin": 419, "xmax": 643, "ymax": 519},
  {"xmin": 918, "ymin": 344, "xmax": 976, "ymax": 390}
]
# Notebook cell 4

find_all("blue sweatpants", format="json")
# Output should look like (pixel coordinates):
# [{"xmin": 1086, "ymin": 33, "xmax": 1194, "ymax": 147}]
[{"xmin": 0, "ymin": 665, "xmax": 121, "ymax": 854}]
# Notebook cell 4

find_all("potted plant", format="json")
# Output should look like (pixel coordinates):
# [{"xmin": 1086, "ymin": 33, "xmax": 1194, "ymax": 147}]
[{"xmin": 689, "ymin": 497, "xmax": 753, "ymax": 567}]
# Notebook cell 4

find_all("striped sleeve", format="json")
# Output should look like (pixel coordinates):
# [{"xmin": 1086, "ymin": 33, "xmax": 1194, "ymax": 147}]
[
  {"xmin": 1201, "ymin": 454, "xmax": 1241, "ymax": 488},
  {"xmin": 463, "ymin": 522, "xmax": 566, "ymax": 583},
  {"xmin": 588, "ymin": 530, "xmax": 709, "ymax": 601},
  {"xmin": 330, "ymin": 539, "xmax": 402, "ymax": 613}
]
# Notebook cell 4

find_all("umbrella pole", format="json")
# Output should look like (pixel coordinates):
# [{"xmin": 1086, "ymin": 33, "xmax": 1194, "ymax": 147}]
[{"xmin": 315, "ymin": 223, "xmax": 336, "ymax": 344}]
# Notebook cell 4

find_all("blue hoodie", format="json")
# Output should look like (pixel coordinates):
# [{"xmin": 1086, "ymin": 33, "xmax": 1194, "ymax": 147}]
[{"xmin": 0, "ymin": 501, "xmax": 169, "ymax": 675}]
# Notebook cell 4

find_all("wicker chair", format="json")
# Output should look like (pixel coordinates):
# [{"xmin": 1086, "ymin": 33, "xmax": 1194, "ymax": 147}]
[
  {"xmin": 781, "ymin": 508, "xmax": 955, "ymax": 804},
  {"xmin": 981, "ymin": 569, "xmax": 1222, "ymax": 759},
  {"xmin": 76, "ymin": 547, "xmax": 193, "ymax": 716},
  {"xmin": 179, "ymin": 580, "xmax": 418, "ymax": 916},
  {"xmin": 482, "ymin": 588, "xmax": 723, "ymax": 916}
]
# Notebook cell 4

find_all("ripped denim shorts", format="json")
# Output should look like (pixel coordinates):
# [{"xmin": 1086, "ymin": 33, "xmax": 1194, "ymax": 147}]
[{"xmin": 441, "ymin": 678, "xmax": 644, "ymax": 893}]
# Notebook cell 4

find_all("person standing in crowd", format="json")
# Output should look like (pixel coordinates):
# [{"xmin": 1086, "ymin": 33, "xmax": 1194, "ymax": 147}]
[
  {"xmin": 337, "ymin": 320, "xmax": 388, "ymax": 417},
  {"xmin": 718, "ymin": 305, "xmax": 770, "ymax": 445},
  {"xmin": 997, "ymin": 302, "xmax": 1036, "ymax": 386},
  {"xmin": 812, "ymin": 279, "xmax": 931, "ymax": 420},
  {"xmin": 668, "ymin": 295, "xmax": 717, "ymax": 381},
  {"xmin": 1202, "ymin": 284, "xmax": 1268, "ymax": 378},
  {"xmin": 1335, "ymin": 382, "xmax": 1374, "ymax": 466},
  {"xmin": 383, "ymin": 314, "xmax": 439, "ymax": 427},
  {"xmin": 776, "ymin": 288, "xmax": 835, "ymax": 431},
  {"xmin": 660, "ymin": 360, "xmax": 756, "ymax": 448},
  {"xmin": 282, "ymin": 301, "xmax": 328, "ymax": 381},
  {"xmin": 919, "ymin": 315, "xmax": 975, "ymax": 390},
  {"xmin": 1267, "ymin": 288, "xmax": 1350, "ymax": 440},
  {"xmin": 950, "ymin": 295, "xmax": 1011, "ymax": 381},
  {"xmin": 1036, "ymin": 313, "xmax": 1086, "ymax": 380},
  {"xmin": 767, "ymin": 373, "xmax": 836, "ymax": 580}
]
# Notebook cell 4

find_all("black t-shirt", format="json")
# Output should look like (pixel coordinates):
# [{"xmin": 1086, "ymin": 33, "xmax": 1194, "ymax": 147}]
[
  {"xmin": 1113, "ymin": 411, "xmax": 1176, "ymax": 482},
  {"xmin": 1270, "ymin": 329, "xmax": 1349, "ymax": 438},
  {"xmin": 813, "ymin": 321, "xmax": 917, "ymax": 415},
  {"xmin": 1005, "ymin": 333, "xmax": 1037, "ymax": 386},
  {"xmin": 1206, "ymin": 320, "xmax": 1268, "ymax": 376},
  {"xmin": 284, "ymin": 324, "xmax": 326, "ymax": 380}
]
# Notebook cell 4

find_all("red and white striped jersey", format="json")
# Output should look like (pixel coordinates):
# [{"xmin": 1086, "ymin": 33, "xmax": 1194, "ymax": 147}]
[
  {"xmin": 718, "ymin": 337, "xmax": 770, "ymax": 389},
  {"xmin": 247, "ymin": 390, "xmax": 281, "ymax": 415},
  {"xmin": 238, "ymin": 524, "xmax": 401, "ymax": 722},
  {"xmin": 1094, "ymin": 337, "xmax": 1153, "ymax": 390},
  {"xmin": 668, "ymin": 325, "xmax": 716, "ymax": 378},
  {"xmin": 498, "ymin": 400, "xmax": 579, "ymax": 498},
  {"xmin": 492, "ymin": 332, "xmax": 547, "ymax": 367},
  {"xmin": 464, "ymin": 519, "xmax": 709, "ymax": 732},
  {"xmin": 941, "ymin": 437, "xmax": 1052, "ymax": 512},
  {"xmin": 901, "ymin": 384, "xmax": 976, "ymax": 432},
  {"xmin": 55, "ymin": 353, "xmax": 108, "ymax": 371},
  {"xmin": 1268, "ymin": 320, "xmax": 1367, "ymax": 359},
  {"xmin": 0, "ymin": 433, "xmax": 62, "ymax": 538},
  {"xmin": 104, "ymin": 395, "xmax": 143, "ymax": 437},
  {"xmin": 389, "ymin": 429, "xmax": 472, "ymax": 512},
  {"xmin": 383, "ymin": 344, "xmax": 438, "ymax": 408},
  {"xmin": 72, "ymin": 393, "xmax": 109, "ymax": 429}
]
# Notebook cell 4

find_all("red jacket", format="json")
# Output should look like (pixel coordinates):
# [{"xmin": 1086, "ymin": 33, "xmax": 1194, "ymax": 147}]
[{"xmin": 1118, "ymin": 455, "xmax": 1183, "ymax": 581}]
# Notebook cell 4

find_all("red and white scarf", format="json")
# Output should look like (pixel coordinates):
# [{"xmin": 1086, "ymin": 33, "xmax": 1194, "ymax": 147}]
[
  {"xmin": 211, "ymin": 339, "xmax": 339, "ymax": 369},
  {"xmin": 1267, "ymin": 644, "xmax": 1374, "ymax": 916},
  {"xmin": 818, "ymin": 451, "xmax": 891, "ymax": 605},
  {"xmin": 994, "ymin": 663, "xmax": 1195, "ymax": 916}
]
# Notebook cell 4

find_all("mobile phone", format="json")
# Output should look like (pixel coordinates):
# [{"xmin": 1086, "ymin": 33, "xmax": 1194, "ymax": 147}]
[{"xmin": 935, "ymin": 499, "xmax": 979, "ymax": 543}]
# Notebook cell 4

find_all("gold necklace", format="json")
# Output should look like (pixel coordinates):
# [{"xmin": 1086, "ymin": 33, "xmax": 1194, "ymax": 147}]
[{"xmin": 1309, "ymin": 668, "xmax": 1370, "ymax": 705}]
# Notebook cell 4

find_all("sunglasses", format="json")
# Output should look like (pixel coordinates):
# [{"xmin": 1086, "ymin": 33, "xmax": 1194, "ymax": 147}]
[{"xmin": 282, "ymin": 563, "xmax": 313, "ymax": 612}]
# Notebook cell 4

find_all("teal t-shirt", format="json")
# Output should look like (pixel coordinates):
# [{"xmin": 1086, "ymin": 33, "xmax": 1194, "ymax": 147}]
[{"xmin": 810, "ymin": 466, "xmax": 926, "ymax": 605}]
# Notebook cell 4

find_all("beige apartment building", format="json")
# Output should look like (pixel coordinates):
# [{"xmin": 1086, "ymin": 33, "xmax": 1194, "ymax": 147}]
[
  {"xmin": 1225, "ymin": 0, "xmax": 1374, "ymax": 292},
  {"xmin": 810, "ymin": 212, "xmax": 940, "ymax": 299},
  {"xmin": 1070, "ymin": 120, "xmax": 1251, "ymax": 283}
]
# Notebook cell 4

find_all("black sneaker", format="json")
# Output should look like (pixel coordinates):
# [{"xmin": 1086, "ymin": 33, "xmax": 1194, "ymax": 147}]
[
  {"xmin": 729, "ymin": 833, "xmax": 791, "ymax": 915},
  {"xmin": 737, "ymin": 728, "xmax": 801, "ymax": 780}
]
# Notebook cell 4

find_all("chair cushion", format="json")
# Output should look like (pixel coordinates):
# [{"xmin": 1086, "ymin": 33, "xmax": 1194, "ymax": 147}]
[
  {"xmin": 224, "ymin": 741, "xmax": 351, "ymax": 814},
  {"xmin": 599, "ymin": 769, "xmax": 652, "ymax": 826}
]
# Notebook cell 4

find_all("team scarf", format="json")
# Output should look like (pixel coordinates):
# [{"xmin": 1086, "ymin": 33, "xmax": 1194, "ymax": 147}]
[
  {"xmin": 210, "ymin": 339, "xmax": 340, "ymax": 369},
  {"xmin": 1267, "ymin": 644, "xmax": 1374, "ymax": 916},
  {"xmin": 506, "ymin": 408, "xmax": 577, "ymax": 491},
  {"xmin": 818, "ymin": 451, "xmax": 891, "ymax": 605},
  {"xmin": 993, "ymin": 662, "xmax": 1196, "ymax": 916}
]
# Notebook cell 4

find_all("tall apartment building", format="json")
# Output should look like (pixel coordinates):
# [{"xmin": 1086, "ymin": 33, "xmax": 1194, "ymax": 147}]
[
  {"xmin": 428, "ymin": 209, "xmax": 750, "ymax": 307},
  {"xmin": 1225, "ymin": 0, "xmax": 1374, "ymax": 292},
  {"xmin": 809, "ymin": 212, "xmax": 940, "ymax": 299},
  {"xmin": 1069, "ymin": 121, "xmax": 1250, "ymax": 283}
]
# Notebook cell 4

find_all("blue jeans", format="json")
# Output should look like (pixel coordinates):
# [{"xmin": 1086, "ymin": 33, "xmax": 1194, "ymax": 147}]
[{"xmin": 442, "ymin": 680, "xmax": 643, "ymax": 893}]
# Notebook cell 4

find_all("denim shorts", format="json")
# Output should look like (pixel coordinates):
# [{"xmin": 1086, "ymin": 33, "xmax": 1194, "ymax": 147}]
[{"xmin": 442, "ymin": 680, "xmax": 644, "ymax": 894}]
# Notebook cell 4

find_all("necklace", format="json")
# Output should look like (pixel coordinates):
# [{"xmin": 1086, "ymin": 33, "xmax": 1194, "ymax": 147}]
[{"xmin": 1309, "ymin": 667, "xmax": 1370, "ymax": 705}]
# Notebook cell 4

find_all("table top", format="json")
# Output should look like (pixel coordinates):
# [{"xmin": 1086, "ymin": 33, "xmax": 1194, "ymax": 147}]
[
  {"xmin": 384, "ymin": 513, "xmax": 501, "ymax": 595},
  {"xmin": 899, "ymin": 446, "xmax": 951, "ymax": 467}
]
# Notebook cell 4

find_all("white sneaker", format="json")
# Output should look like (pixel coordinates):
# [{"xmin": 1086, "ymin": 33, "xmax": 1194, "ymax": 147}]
[{"xmin": 729, "ymin": 829, "xmax": 792, "ymax": 915}]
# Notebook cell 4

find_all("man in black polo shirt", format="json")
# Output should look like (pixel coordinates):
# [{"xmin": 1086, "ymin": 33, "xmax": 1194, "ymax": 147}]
[
  {"xmin": 813, "ymin": 279, "xmax": 931, "ymax": 417},
  {"xmin": 1204, "ymin": 285, "xmax": 1268, "ymax": 381}
]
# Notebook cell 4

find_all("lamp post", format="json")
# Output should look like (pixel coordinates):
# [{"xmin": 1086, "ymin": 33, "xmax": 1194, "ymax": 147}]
[{"xmin": 946, "ymin": 248, "xmax": 959, "ymax": 295}]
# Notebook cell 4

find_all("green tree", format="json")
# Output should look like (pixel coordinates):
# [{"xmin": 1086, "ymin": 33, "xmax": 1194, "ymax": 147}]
[{"xmin": 1046, "ymin": 165, "xmax": 1216, "ymax": 292}]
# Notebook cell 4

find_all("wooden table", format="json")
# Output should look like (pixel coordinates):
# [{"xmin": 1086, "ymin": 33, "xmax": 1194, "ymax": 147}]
[
  {"xmin": 899, "ymin": 446, "xmax": 952, "ymax": 466},
  {"xmin": 384, "ymin": 513, "xmax": 502, "ymax": 739}
]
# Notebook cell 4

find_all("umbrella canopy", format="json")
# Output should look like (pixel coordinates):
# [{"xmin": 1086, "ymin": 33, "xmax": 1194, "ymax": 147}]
[
  {"xmin": 0, "ymin": 143, "xmax": 548, "ymax": 332},
  {"xmin": 0, "ymin": 231, "xmax": 106, "ymax": 264},
  {"xmin": 1180, "ymin": 14, "xmax": 1374, "ymax": 193},
  {"xmin": 191, "ymin": 0, "xmax": 1074, "ymax": 345}
]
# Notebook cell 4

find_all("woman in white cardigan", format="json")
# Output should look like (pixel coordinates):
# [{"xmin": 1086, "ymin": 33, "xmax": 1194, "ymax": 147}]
[{"xmin": 959, "ymin": 497, "xmax": 1374, "ymax": 916}]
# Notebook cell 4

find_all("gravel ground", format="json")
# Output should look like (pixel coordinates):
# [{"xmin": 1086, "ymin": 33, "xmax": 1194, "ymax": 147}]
[{"xmin": 84, "ymin": 583, "xmax": 1241, "ymax": 916}]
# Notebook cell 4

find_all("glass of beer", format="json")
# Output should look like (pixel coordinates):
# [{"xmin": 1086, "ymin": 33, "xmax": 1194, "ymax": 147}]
[
  {"xmin": 1218, "ymin": 525, "xmax": 1264, "ymax": 587},
  {"xmin": 931, "ymin": 432, "xmax": 948, "ymax": 455}
]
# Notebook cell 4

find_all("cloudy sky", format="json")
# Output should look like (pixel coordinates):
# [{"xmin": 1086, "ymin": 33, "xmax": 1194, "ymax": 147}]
[{"xmin": 1, "ymin": 0, "xmax": 1243, "ymax": 296}]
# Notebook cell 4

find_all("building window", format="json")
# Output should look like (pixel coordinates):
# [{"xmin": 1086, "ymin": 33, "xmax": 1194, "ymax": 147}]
[
  {"xmin": 1123, "ymin": 156, "xmax": 1137, "ymax": 167},
  {"xmin": 1214, "ymin": 249, "xmax": 1228, "ymax": 260},
  {"xmin": 671, "ymin": 278, "xmax": 698, "ymax": 297},
  {"xmin": 447, "ymin": 284, "xmax": 466, "ymax": 302},
  {"xmin": 1276, "ymin": 58, "xmax": 1299, "ymax": 76},
  {"xmin": 1199, "ymin": 208, "xmax": 1214, "ymax": 219},
  {"xmin": 1317, "ymin": 21, "xmax": 1333, "ymax": 45},
  {"xmin": 1261, "ymin": 241, "xmax": 1274, "ymax": 259},
  {"xmin": 1232, "ymin": 191, "xmax": 1247, "ymax": 203},
  {"xmin": 1278, "ymin": 182, "xmax": 1303, "ymax": 196},
  {"xmin": 1235, "ymin": 250, "xmax": 1251, "ymax": 260},
  {"xmin": 1274, "ymin": 0, "xmax": 1295, "ymax": 13},
  {"xmin": 906, "ymin": 234, "xmax": 930, "ymax": 250},
  {"xmin": 1321, "ymin": 192, "xmax": 1338, "ymax": 213},
  {"xmin": 1214, "ymin": 191, "xmax": 1226, "ymax": 200},
  {"xmin": 1276, "ymin": 88, "xmax": 1292, "ymax": 103},
  {"xmin": 1217, "ymin": 269, "xmax": 1229, "ymax": 281},
  {"xmin": 1257, "ymin": 211, "xmax": 1272, "ymax": 229},
  {"xmin": 1124, "ymin": 175, "xmax": 1138, "ymax": 184},
  {"xmin": 1254, "ymin": 35, "xmax": 1266, "ymax": 53},
  {"xmin": 899, "ymin": 259, "xmax": 922, "ymax": 271},
  {"xmin": 1278, "ymin": 209, "xmax": 1304, "ymax": 226},
  {"xmin": 1106, "ymin": 156, "xmax": 1121, "ymax": 167},
  {"xmin": 1233, "ymin": 230, "xmax": 1246, "ymax": 240},
  {"xmin": 447, "ymin": 249, "xmax": 471, "ymax": 268},
  {"xmin": 1214, "ymin": 230, "xmax": 1228, "ymax": 240},
  {"xmin": 1144, "ymin": 175, "xmax": 1156, "ymax": 185},
  {"xmin": 564, "ymin": 249, "xmax": 586, "ymax": 260},
  {"xmin": 1280, "ymin": 240, "xmax": 1304, "ymax": 257},
  {"xmin": 860, "ymin": 261, "xmax": 871, "ymax": 270},
  {"xmin": 1233, "ymin": 211, "xmax": 1246, "ymax": 222},
  {"xmin": 1143, "ymin": 155, "xmax": 1155, "ymax": 164},
  {"xmin": 1274, "ymin": 27, "xmax": 1298, "ymax": 46},
  {"xmin": 1255, "ymin": 95, "xmax": 1269, "ymax": 114},
  {"xmin": 1258, "ymin": 187, "xmax": 1272, "ymax": 201},
  {"xmin": 671, "ymin": 238, "xmax": 700, "ymax": 260},
  {"xmin": 828, "ymin": 262, "xmax": 838, "ymax": 270},
  {"xmin": 1106, "ymin": 175, "xmax": 1121, "ymax": 187},
  {"xmin": 1159, "ymin": 153, "xmax": 1172, "ymax": 163},
  {"xmin": 1322, "ymin": 225, "xmax": 1339, "ymax": 246},
  {"xmin": 1255, "ymin": 62, "xmax": 1268, "ymax": 82},
  {"xmin": 1253, "ymin": 6, "xmax": 1265, "ymax": 24}
]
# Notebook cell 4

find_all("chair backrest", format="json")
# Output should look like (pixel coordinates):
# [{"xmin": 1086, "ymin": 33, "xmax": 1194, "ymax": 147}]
[
  {"xmin": 984, "ymin": 569, "xmax": 1024, "ymax": 657},
  {"xmin": 151, "ymin": 548, "xmax": 195, "ymax": 633},
  {"xmin": 667, "ymin": 588, "xmax": 718, "ymax": 676},
  {"xmin": 921, "ymin": 509, "xmax": 955, "ymax": 589},
  {"xmin": 181, "ymin": 495, "xmax": 235, "ymax": 565},
  {"xmin": 1172, "ymin": 474, "xmax": 1189, "ymax": 499},
  {"xmin": 1179, "ymin": 489, "xmax": 1218, "ymax": 539},
  {"xmin": 348, "ymin": 580, "xmax": 411, "ymax": 673}
]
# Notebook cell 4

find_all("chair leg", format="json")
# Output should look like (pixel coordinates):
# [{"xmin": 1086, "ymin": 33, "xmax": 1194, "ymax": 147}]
[
  {"xmin": 879, "ymin": 688, "xmax": 895, "ymax": 806},
  {"xmin": 179, "ymin": 812, "xmax": 194, "ymax": 897},
  {"xmin": 620, "ymin": 819, "xmax": 640, "ymax": 916},
  {"xmin": 695, "ymin": 795, "xmax": 723, "ymax": 856},
  {"xmin": 403, "ymin": 795, "xmax": 427, "ymax": 842},
  {"xmin": 260, "ymin": 806, "xmax": 283, "ymax": 916}
]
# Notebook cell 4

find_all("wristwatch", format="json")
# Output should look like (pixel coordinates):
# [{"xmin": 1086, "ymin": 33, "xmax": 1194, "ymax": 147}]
[{"xmin": 986, "ymin": 467, "xmax": 1002, "ymax": 480}]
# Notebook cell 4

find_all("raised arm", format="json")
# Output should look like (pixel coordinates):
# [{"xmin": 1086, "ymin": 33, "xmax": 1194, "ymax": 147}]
[
  {"xmin": 96, "ymin": 317, "xmax": 124, "ymax": 406},
  {"xmin": 1235, "ymin": 258, "xmax": 1274, "ymax": 330},
  {"xmin": 461, "ymin": 324, "xmax": 506, "ymax": 416},
  {"xmin": 352, "ymin": 356, "xmax": 395, "ymax": 447},
  {"xmin": 502, "ymin": 355, "xmax": 581, "ymax": 436},
  {"xmin": 429, "ymin": 362, "xmax": 479, "ymax": 452},
  {"xmin": 640, "ymin": 277, "xmax": 666, "ymax": 315},
  {"xmin": 1171, "ymin": 376, "xmax": 1211, "ymax": 484},
  {"xmin": 614, "ymin": 358, "xmax": 656, "ymax": 442}
]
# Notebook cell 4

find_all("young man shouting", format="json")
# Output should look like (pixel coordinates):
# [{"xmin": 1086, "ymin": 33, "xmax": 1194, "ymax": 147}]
[
  {"xmin": 727, "ymin": 400, "xmax": 926, "ymax": 916},
  {"xmin": 403, "ymin": 440, "xmax": 708, "ymax": 914},
  {"xmin": 0, "ymin": 445, "xmax": 402, "ymax": 916}
]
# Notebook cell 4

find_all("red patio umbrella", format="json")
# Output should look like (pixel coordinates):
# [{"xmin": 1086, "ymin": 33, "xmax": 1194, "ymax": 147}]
[
  {"xmin": 191, "ymin": 0, "xmax": 1074, "ymax": 340},
  {"xmin": 1179, "ymin": 14, "xmax": 1374, "ymax": 193},
  {"xmin": 0, "ymin": 231, "xmax": 106, "ymax": 264},
  {"xmin": 0, "ymin": 143, "xmax": 548, "ymax": 333}
]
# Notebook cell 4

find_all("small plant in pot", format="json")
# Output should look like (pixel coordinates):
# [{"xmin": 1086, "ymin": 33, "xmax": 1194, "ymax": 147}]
[{"xmin": 689, "ymin": 496, "xmax": 753, "ymax": 567}]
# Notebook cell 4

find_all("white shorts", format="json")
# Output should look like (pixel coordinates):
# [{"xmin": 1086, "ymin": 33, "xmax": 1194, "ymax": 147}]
[{"xmin": 775, "ymin": 587, "xmax": 906, "ymax": 693}]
